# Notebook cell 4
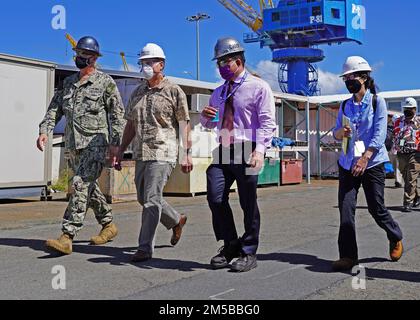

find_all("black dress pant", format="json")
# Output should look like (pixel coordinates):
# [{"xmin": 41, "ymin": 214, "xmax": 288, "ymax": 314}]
[
  {"xmin": 338, "ymin": 163, "xmax": 403, "ymax": 260},
  {"xmin": 206, "ymin": 143, "xmax": 260, "ymax": 255}
]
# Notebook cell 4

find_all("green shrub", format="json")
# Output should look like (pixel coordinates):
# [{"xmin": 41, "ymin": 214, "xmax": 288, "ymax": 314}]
[{"xmin": 52, "ymin": 169, "xmax": 71, "ymax": 192}]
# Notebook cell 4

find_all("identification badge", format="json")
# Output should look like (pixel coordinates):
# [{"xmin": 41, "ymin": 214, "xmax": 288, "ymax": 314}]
[
  {"xmin": 399, "ymin": 139, "xmax": 405, "ymax": 147},
  {"xmin": 354, "ymin": 140, "xmax": 366, "ymax": 157}
]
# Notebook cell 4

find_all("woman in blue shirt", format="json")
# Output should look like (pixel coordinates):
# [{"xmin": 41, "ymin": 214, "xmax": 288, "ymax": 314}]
[{"xmin": 332, "ymin": 56, "xmax": 403, "ymax": 271}]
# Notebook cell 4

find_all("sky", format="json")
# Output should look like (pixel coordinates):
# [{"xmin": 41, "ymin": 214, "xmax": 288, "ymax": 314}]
[{"xmin": 0, "ymin": 0, "xmax": 419, "ymax": 95}]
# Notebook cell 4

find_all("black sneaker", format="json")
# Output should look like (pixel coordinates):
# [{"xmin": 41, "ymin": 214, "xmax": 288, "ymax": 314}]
[
  {"xmin": 210, "ymin": 240, "xmax": 241, "ymax": 269},
  {"xmin": 414, "ymin": 198, "xmax": 420, "ymax": 208},
  {"xmin": 402, "ymin": 205, "xmax": 413, "ymax": 212},
  {"xmin": 231, "ymin": 254, "xmax": 257, "ymax": 272}
]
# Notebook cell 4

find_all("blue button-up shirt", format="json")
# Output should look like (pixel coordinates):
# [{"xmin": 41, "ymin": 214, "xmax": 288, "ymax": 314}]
[{"xmin": 333, "ymin": 90, "xmax": 389, "ymax": 171}]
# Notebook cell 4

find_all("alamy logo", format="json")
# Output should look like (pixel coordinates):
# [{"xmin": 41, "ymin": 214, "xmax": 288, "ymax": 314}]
[
  {"xmin": 352, "ymin": 4, "xmax": 366, "ymax": 30},
  {"xmin": 351, "ymin": 265, "xmax": 366, "ymax": 290},
  {"xmin": 51, "ymin": 265, "xmax": 66, "ymax": 290},
  {"xmin": 51, "ymin": 5, "xmax": 66, "ymax": 30}
]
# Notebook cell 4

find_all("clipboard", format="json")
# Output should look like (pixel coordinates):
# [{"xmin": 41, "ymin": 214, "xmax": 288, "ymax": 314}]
[{"xmin": 342, "ymin": 115, "xmax": 351, "ymax": 155}]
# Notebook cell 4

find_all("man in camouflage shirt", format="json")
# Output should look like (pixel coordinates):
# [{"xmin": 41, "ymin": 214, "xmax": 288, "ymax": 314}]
[
  {"xmin": 117, "ymin": 43, "xmax": 193, "ymax": 262},
  {"xmin": 37, "ymin": 36, "xmax": 126, "ymax": 255}
]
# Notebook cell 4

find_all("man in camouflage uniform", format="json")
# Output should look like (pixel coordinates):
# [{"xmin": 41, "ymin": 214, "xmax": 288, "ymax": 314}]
[
  {"xmin": 117, "ymin": 43, "xmax": 193, "ymax": 262},
  {"xmin": 37, "ymin": 36, "xmax": 126, "ymax": 255}
]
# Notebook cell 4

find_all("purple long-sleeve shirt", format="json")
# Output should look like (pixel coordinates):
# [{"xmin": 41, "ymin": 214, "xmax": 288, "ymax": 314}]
[{"xmin": 200, "ymin": 71, "xmax": 276, "ymax": 154}]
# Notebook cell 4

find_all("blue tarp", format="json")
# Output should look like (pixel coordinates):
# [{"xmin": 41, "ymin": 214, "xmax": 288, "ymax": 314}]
[
  {"xmin": 384, "ymin": 162, "xmax": 395, "ymax": 174},
  {"xmin": 272, "ymin": 137, "xmax": 296, "ymax": 149}
]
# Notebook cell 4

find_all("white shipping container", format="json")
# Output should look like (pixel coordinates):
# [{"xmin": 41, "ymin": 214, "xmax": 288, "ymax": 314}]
[{"xmin": 0, "ymin": 54, "xmax": 54, "ymax": 198}]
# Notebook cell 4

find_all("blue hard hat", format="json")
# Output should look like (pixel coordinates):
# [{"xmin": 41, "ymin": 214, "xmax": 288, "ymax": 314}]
[{"xmin": 73, "ymin": 36, "xmax": 102, "ymax": 56}]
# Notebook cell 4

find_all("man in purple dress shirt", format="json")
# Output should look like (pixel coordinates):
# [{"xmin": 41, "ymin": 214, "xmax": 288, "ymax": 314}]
[{"xmin": 200, "ymin": 37, "xmax": 276, "ymax": 272}]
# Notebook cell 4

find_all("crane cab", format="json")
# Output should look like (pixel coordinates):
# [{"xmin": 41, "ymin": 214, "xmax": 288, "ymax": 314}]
[{"xmin": 262, "ymin": 0, "xmax": 363, "ymax": 47}]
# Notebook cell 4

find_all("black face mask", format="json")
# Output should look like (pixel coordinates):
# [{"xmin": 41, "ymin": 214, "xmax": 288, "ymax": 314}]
[
  {"xmin": 404, "ymin": 110, "xmax": 415, "ymax": 118},
  {"xmin": 345, "ymin": 79, "xmax": 362, "ymax": 94},
  {"xmin": 75, "ymin": 56, "xmax": 91, "ymax": 70}
]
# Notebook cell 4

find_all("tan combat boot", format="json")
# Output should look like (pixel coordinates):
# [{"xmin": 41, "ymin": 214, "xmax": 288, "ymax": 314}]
[
  {"xmin": 45, "ymin": 233, "xmax": 73, "ymax": 255},
  {"xmin": 90, "ymin": 222, "xmax": 118, "ymax": 245}
]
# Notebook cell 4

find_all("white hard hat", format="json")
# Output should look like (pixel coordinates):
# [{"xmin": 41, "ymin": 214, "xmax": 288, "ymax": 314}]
[
  {"xmin": 401, "ymin": 97, "xmax": 418, "ymax": 110},
  {"xmin": 139, "ymin": 43, "xmax": 166, "ymax": 61},
  {"xmin": 340, "ymin": 56, "xmax": 372, "ymax": 77}
]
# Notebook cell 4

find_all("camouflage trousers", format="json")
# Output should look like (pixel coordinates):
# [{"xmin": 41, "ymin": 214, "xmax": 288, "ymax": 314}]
[{"xmin": 62, "ymin": 147, "xmax": 113, "ymax": 236}]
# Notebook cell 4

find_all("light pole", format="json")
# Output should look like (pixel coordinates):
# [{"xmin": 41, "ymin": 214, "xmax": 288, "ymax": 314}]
[{"xmin": 187, "ymin": 13, "xmax": 210, "ymax": 81}]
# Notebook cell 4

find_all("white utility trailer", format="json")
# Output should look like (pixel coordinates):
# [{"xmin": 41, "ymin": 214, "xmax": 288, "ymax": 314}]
[{"xmin": 0, "ymin": 54, "xmax": 54, "ymax": 199}]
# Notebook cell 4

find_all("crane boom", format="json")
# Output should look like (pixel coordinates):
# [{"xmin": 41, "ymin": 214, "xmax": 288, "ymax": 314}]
[
  {"xmin": 120, "ymin": 52, "xmax": 129, "ymax": 72},
  {"xmin": 217, "ymin": 0, "xmax": 263, "ymax": 32},
  {"xmin": 258, "ymin": 0, "xmax": 274, "ymax": 13},
  {"xmin": 65, "ymin": 33, "xmax": 77, "ymax": 48}
]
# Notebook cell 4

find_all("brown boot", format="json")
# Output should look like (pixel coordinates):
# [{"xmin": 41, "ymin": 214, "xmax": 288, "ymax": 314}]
[
  {"xmin": 390, "ymin": 240, "xmax": 403, "ymax": 261},
  {"xmin": 90, "ymin": 222, "xmax": 118, "ymax": 245},
  {"xmin": 45, "ymin": 233, "xmax": 73, "ymax": 255},
  {"xmin": 171, "ymin": 215, "xmax": 187, "ymax": 246},
  {"xmin": 332, "ymin": 258, "xmax": 358, "ymax": 272},
  {"xmin": 131, "ymin": 250, "xmax": 152, "ymax": 262}
]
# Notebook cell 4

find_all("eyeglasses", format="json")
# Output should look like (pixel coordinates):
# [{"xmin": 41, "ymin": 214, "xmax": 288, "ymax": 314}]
[
  {"xmin": 137, "ymin": 59, "xmax": 161, "ymax": 67},
  {"xmin": 342, "ymin": 74, "xmax": 361, "ymax": 82},
  {"xmin": 217, "ymin": 58, "xmax": 235, "ymax": 68},
  {"xmin": 75, "ymin": 50, "xmax": 95, "ymax": 59}
]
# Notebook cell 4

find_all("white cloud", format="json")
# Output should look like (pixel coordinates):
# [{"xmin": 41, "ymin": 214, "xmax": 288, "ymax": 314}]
[
  {"xmin": 371, "ymin": 61, "xmax": 384, "ymax": 72},
  {"xmin": 253, "ymin": 60, "xmax": 281, "ymax": 92},
  {"xmin": 317, "ymin": 69, "xmax": 346, "ymax": 95}
]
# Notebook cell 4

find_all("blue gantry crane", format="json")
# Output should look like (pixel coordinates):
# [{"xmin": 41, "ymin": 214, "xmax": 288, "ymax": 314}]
[{"xmin": 217, "ymin": 0, "xmax": 364, "ymax": 95}]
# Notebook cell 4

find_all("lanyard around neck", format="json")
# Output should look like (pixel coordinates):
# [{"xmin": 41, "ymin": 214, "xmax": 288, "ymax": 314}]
[{"xmin": 220, "ymin": 72, "xmax": 248, "ymax": 103}]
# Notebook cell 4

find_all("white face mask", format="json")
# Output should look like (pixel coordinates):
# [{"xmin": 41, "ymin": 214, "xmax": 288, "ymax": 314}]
[{"xmin": 141, "ymin": 64, "xmax": 154, "ymax": 80}]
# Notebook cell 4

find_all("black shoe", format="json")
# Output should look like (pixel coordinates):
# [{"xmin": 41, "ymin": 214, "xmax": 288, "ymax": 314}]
[
  {"xmin": 131, "ymin": 250, "xmax": 152, "ymax": 262},
  {"xmin": 210, "ymin": 240, "xmax": 241, "ymax": 269},
  {"xmin": 402, "ymin": 205, "xmax": 413, "ymax": 212},
  {"xmin": 414, "ymin": 198, "xmax": 420, "ymax": 208},
  {"xmin": 231, "ymin": 254, "xmax": 257, "ymax": 272}
]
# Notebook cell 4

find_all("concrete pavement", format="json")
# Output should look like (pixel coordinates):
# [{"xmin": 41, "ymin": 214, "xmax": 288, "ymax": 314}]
[{"xmin": 0, "ymin": 180, "xmax": 419, "ymax": 300}]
